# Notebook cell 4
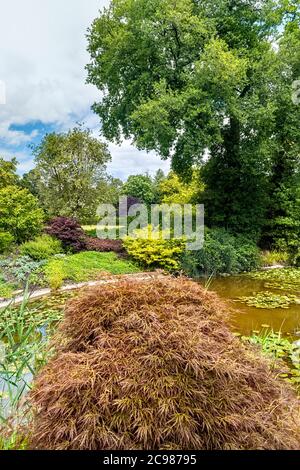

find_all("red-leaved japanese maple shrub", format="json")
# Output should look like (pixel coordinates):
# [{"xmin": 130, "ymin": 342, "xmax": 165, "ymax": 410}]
[
  {"xmin": 45, "ymin": 217, "xmax": 86, "ymax": 253},
  {"xmin": 30, "ymin": 278, "xmax": 300, "ymax": 450}
]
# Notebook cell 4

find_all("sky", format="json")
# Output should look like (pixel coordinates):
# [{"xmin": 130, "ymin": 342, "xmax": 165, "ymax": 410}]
[{"xmin": 0, "ymin": 0, "xmax": 170, "ymax": 180}]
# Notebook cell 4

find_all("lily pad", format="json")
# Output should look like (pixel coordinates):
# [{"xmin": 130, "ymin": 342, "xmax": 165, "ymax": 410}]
[{"xmin": 237, "ymin": 291, "xmax": 299, "ymax": 309}]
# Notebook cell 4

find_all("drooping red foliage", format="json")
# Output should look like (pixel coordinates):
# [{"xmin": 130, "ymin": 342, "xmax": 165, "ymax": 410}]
[
  {"xmin": 45, "ymin": 217, "xmax": 87, "ymax": 252},
  {"xmin": 85, "ymin": 237, "xmax": 124, "ymax": 253},
  {"xmin": 30, "ymin": 278, "xmax": 300, "ymax": 450}
]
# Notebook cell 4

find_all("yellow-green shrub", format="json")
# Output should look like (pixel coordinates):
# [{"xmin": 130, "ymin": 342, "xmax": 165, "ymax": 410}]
[
  {"xmin": 44, "ymin": 259, "xmax": 65, "ymax": 290},
  {"xmin": 123, "ymin": 227, "xmax": 186, "ymax": 271}
]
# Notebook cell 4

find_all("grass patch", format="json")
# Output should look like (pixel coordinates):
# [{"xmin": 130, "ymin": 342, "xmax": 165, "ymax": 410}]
[
  {"xmin": 0, "ymin": 275, "xmax": 15, "ymax": 298},
  {"xmin": 44, "ymin": 251, "xmax": 140, "ymax": 289},
  {"xmin": 260, "ymin": 251, "xmax": 289, "ymax": 267},
  {"xmin": 82, "ymin": 224, "xmax": 125, "ymax": 238}
]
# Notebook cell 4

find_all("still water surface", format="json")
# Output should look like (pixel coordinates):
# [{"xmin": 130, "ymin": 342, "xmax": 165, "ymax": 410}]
[{"xmin": 202, "ymin": 275, "xmax": 300, "ymax": 338}]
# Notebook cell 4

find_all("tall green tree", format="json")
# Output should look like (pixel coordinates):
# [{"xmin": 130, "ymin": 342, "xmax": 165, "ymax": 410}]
[
  {"xmin": 159, "ymin": 170, "xmax": 204, "ymax": 204},
  {"xmin": 152, "ymin": 169, "xmax": 166, "ymax": 203},
  {"xmin": 261, "ymin": 15, "xmax": 300, "ymax": 250},
  {"xmin": 0, "ymin": 157, "xmax": 19, "ymax": 189},
  {"xmin": 122, "ymin": 174, "xmax": 155, "ymax": 205},
  {"xmin": 32, "ymin": 126, "xmax": 111, "ymax": 223},
  {"xmin": 21, "ymin": 168, "xmax": 41, "ymax": 197},
  {"xmin": 97, "ymin": 175, "xmax": 123, "ymax": 205},
  {"xmin": 0, "ymin": 157, "xmax": 44, "ymax": 244},
  {"xmin": 87, "ymin": 0, "xmax": 299, "ymax": 238}
]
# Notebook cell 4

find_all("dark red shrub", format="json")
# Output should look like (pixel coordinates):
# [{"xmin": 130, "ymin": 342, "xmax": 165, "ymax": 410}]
[
  {"xmin": 45, "ymin": 217, "xmax": 87, "ymax": 253},
  {"xmin": 85, "ymin": 237, "xmax": 124, "ymax": 253}
]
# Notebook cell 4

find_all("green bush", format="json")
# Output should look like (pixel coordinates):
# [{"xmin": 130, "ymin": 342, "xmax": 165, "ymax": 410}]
[
  {"xmin": 0, "ymin": 186, "xmax": 44, "ymax": 243},
  {"xmin": 44, "ymin": 259, "xmax": 65, "ymax": 290},
  {"xmin": 182, "ymin": 228, "xmax": 260, "ymax": 276},
  {"xmin": 267, "ymin": 216, "xmax": 300, "ymax": 254},
  {"xmin": 20, "ymin": 235, "xmax": 63, "ymax": 261},
  {"xmin": 293, "ymin": 250, "xmax": 300, "ymax": 267},
  {"xmin": 123, "ymin": 227, "xmax": 186, "ymax": 271},
  {"xmin": 0, "ymin": 231, "xmax": 14, "ymax": 253}
]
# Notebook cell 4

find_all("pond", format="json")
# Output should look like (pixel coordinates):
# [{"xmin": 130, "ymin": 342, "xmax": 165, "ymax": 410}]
[{"xmin": 202, "ymin": 271, "xmax": 300, "ymax": 339}]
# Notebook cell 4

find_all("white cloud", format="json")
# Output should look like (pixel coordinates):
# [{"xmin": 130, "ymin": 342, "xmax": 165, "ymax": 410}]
[
  {"xmin": 0, "ymin": 0, "xmax": 104, "ymax": 144},
  {"xmin": 0, "ymin": 0, "xmax": 170, "ymax": 179},
  {"xmin": 107, "ymin": 141, "xmax": 170, "ymax": 180}
]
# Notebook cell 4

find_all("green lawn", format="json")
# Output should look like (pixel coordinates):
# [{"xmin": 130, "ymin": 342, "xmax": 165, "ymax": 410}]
[
  {"xmin": 44, "ymin": 251, "xmax": 140, "ymax": 289},
  {"xmin": 82, "ymin": 225, "xmax": 125, "ymax": 238}
]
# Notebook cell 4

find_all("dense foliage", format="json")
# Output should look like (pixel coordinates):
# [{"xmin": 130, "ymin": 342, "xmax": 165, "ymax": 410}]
[
  {"xmin": 123, "ymin": 226, "xmax": 259, "ymax": 275},
  {"xmin": 87, "ymin": 0, "xmax": 300, "ymax": 244},
  {"xmin": 123, "ymin": 227, "xmax": 186, "ymax": 271},
  {"xmin": 122, "ymin": 174, "xmax": 156, "ymax": 205},
  {"xmin": 182, "ymin": 229, "xmax": 260, "ymax": 276},
  {"xmin": 45, "ymin": 217, "xmax": 87, "ymax": 253},
  {"xmin": 0, "ymin": 157, "xmax": 44, "ymax": 245},
  {"xmin": 97, "ymin": 175, "xmax": 123, "ymax": 206},
  {"xmin": 20, "ymin": 235, "xmax": 63, "ymax": 261},
  {"xmin": 0, "ymin": 157, "xmax": 19, "ymax": 189},
  {"xmin": 0, "ymin": 186, "xmax": 44, "ymax": 244},
  {"xmin": 30, "ymin": 278, "xmax": 300, "ymax": 450},
  {"xmin": 31, "ymin": 126, "xmax": 111, "ymax": 223},
  {"xmin": 0, "ymin": 231, "xmax": 14, "ymax": 254},
  {"xmin": 159, "ymin": 170, "xmax": 203, "ymax": 204}
]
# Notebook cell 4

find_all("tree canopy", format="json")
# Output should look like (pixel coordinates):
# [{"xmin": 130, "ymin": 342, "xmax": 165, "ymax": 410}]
[
  {"xmin": 87, "ymin": 0, "xmax": 300, "ymax": 240},
  {"xmin": 0, "ymin": 157, "xmax": 19, "ymax": 189},
  {"xmin": 121, "ymin": 174, "xmax": 156, "ymax": 205},
  {"xmin": 32, "ymin": 126, "xmax": 111, "ymax": 223}
]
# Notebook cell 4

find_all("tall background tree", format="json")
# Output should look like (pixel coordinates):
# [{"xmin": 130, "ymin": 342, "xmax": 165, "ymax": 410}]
[
  {"xmin": 87, "ymin": 0, "xmax": 300, "ymax": 242},
  {"xmin": 31, "ymin": 126, "xmax": 111, "ymax": 223},
  {"xmin": 261, "ymin": 14, "xmax": 300, "ymax": 251},
  {"xmin": 121, "ymin": 174, "xmax": 156, "ymax": 205}
]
